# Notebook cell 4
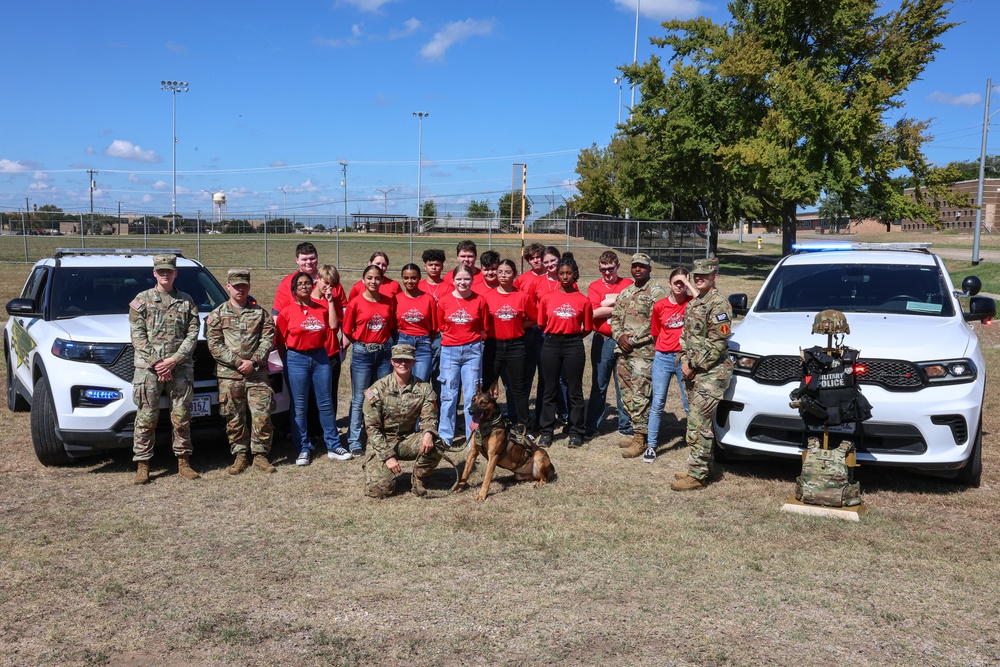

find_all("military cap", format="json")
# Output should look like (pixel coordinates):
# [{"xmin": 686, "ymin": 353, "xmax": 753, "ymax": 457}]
[
  {"xmin": 227, "ymin": 268, "xmax": 251, "ymax": 285},
  {"xmin": 153, "ymin": 254, "xmax": 177, "ymax": 271},
  {"xmin": 391, "ymin": 344, "xmax": 416, "ymax": 361},
  {"xmin": 692, "ymin": 255, "xmax": 719, "ymax": 275},
  {"xmin": 630, "ymin": 252, "xmax": 652, "ymax": 267}
]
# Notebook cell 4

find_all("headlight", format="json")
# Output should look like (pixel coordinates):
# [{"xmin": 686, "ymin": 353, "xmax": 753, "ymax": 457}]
[
  {"xmin": 730, "ymin": 352, "xmax": 759, "ymax": 375},
  {"xmin": 51, "ymin": 338, "xmax": 125, "ymax": 364},
  {"xmin": 918, "ymin": 359, "xmax": 977, "ymax": 384}
]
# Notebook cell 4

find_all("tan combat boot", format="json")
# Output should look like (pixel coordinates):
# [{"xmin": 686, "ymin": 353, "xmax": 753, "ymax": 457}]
[
  {"xmin": 411, "ymin": 475, "xmax": 428, "ymax": 497},
  {"xmin": 621, "ymin": 433, "xmax": 646, "ymax": 458},
  {"xmin": 228, "ymin": 452, "xmax": 249, "ymax": 476},
  {"xmin": 133, "ymin": 461, "xmax": 150, "ymax": 485},
  {"xmin": 252, "ymin": 454, "xmax": 277, "ymax": 473},
  {"xmin": 670, "ymin": 474, "xmax": 707, "ymax": 491},
  {"xmin": 177, "ymin": 455, "xmax": 201, "ymax": 480},
  {"xmin": 676, "ymin": 468, "xmax": 723, "ymax": 481}
]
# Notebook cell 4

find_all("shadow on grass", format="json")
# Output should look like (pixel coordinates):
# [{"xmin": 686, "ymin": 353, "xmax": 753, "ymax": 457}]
[{"xmin": 717, "ymin": 247, "xmax": 780, "ymax": 284}]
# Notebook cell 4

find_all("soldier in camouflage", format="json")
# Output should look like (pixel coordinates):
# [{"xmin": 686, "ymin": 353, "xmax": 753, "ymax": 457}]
[
  {"xmin": 610, "ymin": 252, "xmax": 667, "ymax": 458},
  {"xmin": 671, "ymin": 255, "xmax": 734, "ymax": 491},
  {"xmin": 205, "ymin": 269, "xmax": 277, "ymax": 475},
  {"xmin": 361, "ymin": 344, "xmax": 444, "ymax": 498},
  {"xmin": 129, "ymin": 254, "xmax": 201, "ymax": 485}
]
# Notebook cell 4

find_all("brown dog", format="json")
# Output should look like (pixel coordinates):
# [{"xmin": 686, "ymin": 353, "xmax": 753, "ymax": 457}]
[{"xmin": 455, "ymin": 391, "xmax": 554, "ymax": 500}]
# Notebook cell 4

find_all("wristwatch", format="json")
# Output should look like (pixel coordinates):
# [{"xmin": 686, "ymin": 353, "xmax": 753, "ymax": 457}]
[{"xmin": 251, "ymin": 360, "xmax": 260, "ymax": 371}]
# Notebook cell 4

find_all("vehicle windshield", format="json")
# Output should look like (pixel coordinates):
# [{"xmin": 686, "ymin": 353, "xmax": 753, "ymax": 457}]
[
  {"xmin": 755, "ymin": 263, "xmax": 954, "ymax": 317},
  {"xmin": 50, "ymin": 266, "xmax": 228, "ymax": 318}
]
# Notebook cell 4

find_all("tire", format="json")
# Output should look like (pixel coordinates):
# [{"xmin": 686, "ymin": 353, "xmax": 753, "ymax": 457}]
[
  {"xmin": 953, "ymin": 418, "xmax": 982, "ymax": 488},
  {"xmin": 5, "ymin": 342, "xmax": 29, "ymax": 412},
  {"xmin": 30, "ymin": 374, "xmax": 72, "ymax": 466}
]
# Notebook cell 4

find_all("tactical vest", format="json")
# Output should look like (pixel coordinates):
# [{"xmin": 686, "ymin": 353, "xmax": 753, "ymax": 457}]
[
  {"xmin": 795, "ymin": 439, "xmax": 861, "ymax": 507},
  {"xmin": 789, "ymin": 345, "xmax": 872, "ymax": 427}
]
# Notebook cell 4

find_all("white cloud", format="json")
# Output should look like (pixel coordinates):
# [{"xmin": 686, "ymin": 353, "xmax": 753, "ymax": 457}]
[
  {"xmin": 28, "ymin": 181, "xmax": 51, "ymax": 191},
  {"xmin": 141, "ymin": 194, "xmax": 153, "ymax": 203},
  {"xmin": 271, "ymin": 159, "xmax": 286, "ymax": 167},
  {"xmin": 337, "ymin": 0, "xmax": 396, "ymax": 12},
  {"xmin": 389, "ymin": 18, "xmax": 421, "ymax": 39},
  {"xmin": 166, "ymin": 41, "xmax": 188, "ymax": 55},
  {"xmin": 128, "ymin": 172, "xmax": 149, "ymax": 184},
  {"xmin": 927, "ymin": 91, "xmax": 982, "ymax": 107},
  {"xmin": 300, "ymin": 178, "xmax": 319, "ymax": 192},
  {"xmin": 612, "ymin": 0, "xmax": 708, "ymax": 19},
  {"xmin": 153, "ymin": 180, "xmax": 170, "ymax": 191},
  {"xmin": 314, "ymin": 36, "xmax": 358, "ymax": 48},
  {"xmin": 0, "ymin": 159, "xmax": 30, "ymax": 173},
  {"xmin": 85, "ymin": 146, "xmax": 96, "ymax": 155},
  {"xmin": 33, "ymin": 171, "xmax": 50, "ymax": 181},
  {"xmin": 352, "ymin": 23, "xmax": 364, "ymax": 37},
  {"xmin": 420, "ymin": 19, "xmax": 494, "ymax": 61},
  {"xmin": 104, "ymin": 140, "xmax": 161, "ymax": 163}
]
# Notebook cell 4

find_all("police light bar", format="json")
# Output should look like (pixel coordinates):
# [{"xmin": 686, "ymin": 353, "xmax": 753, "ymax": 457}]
[{"xmin": 792, "ymin": 242, "xmax": 932, "ymax": 253}]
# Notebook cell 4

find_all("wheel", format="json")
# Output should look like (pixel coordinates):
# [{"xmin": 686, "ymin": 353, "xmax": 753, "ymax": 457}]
[
  {"xmin": 30, "ymin": 374, "xmax": 72, "ymax": 466},
  {"xmin": 953, "ymin": 418, "xmax": 982, "ymax": 488},
  {"xmin": 5, "ymin": 342, "xmax": 29, "ymax": 412}
]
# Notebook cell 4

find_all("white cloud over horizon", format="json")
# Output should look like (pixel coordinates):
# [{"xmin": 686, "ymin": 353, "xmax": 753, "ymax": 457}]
[
  {"xmin": 0, "ymin": 159, "xmax": 30, "ymax": 173},
  {"xmin": 420, "ymin": 19, "xmax": 494, "ymax": 61},
  {"xmin": 928, "ymin": 91, "xmax": 982, "ymax": 106},
  {"xmin": 104, "ymin": 140, "xmax": 161, "ymax": 163}
]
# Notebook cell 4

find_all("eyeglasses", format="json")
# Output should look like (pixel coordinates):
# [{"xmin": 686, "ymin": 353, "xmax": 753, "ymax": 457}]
[{"xmin": 599, "ymin": 266, "xmax": 617, "ymax": 273}]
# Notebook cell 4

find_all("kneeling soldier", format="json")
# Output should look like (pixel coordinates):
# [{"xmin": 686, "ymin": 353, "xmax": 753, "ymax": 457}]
[
  {"xmin": 205, "ymin": 269, "xmax": 277, "ymax": 474},
  {"xmin": 362, "ymin": 344, "xmax": 443, "ymax": 498}
]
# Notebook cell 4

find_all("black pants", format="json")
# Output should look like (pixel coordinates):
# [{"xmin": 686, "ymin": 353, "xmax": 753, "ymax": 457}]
[
  {"xmin": 539, "ymin": 334, "xmax": 585, "ymax": 438},
  {"xmin": 482, "ymin": 337, "xmax": 530, "ymax": 426}
]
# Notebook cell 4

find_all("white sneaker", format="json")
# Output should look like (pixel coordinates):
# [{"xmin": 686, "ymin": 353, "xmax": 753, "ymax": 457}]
[
  {"xmin": 295, "ymin": 451, "xmax": 311, "ymax": 466},
  {"xmin": 642, "ymin": 447, "xmax": 657, "ymax": 464},
  {"xmin": 327, "ymin": 446, "xmax": 351, "ymax": 461}
]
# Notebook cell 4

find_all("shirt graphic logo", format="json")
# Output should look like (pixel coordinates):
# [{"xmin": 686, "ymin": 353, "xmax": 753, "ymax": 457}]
[
  {"xmin": 448, "ymin": 308, "xmax": 473, "ymax": 325},
  {"xmin": 301, "ymin": 315, "xmax": 325, "ymax": 332},
  {"xmin": 401, "ymin": 308, "xmax": 426, "ymax": 324},
  {"xmin": 495, "ymin": 304, "xmax": 518, "ymax": 321},
  {"xmin": 554, "ymin": 303, "xmax": 577, "ymax": 319},
  {"xmin": 366, "ymin": 313, "xmax": 386, "ymax": 331},
  {"xmin": 663, "ymin": 312, "xmax": 685, "ymax": 329}
]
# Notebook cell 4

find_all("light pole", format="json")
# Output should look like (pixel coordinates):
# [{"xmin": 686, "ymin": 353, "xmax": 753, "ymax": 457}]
[
  {"xmin": 161, "ymin": 80, "xmax": 188, "ymax": 233},
  {"xmin": 375, "ymin": 188, "xmax": 396, "ymax": 214},
  {"xmin": 340, "ymin": 161, "xmax": 348, "ymax": 223},
  {"xmin": 973, "ymin": 77, "xmax": 998, "ymax": 265},
  {"xmin": 278, "ymin": 187, "xmax": 286, "ymax": 231},
  {"xmin": 631, "ymin": 0, "xmax": 640, "ymax": 114},
  {"xmin": 614, "ymin": 76, "xmax": 623, "ymax": 125},
  {"xmin": 413, "ymin": 112, "xmax": 428, "ymax": 219}
]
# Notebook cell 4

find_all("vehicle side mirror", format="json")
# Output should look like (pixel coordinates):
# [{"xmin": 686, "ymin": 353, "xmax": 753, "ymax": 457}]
[
  {"xmin": 961, "ymin": 276, "xmax": 982, "ymax": 296},
  {"xmin": 964, "ymin": 296, "xmax": 996, "ymax": 323},
  {"xmin": 728, "ymin": 293, "xmax": 748, "ymax": 317},
  {"xmin": 5, "ymin": 298, "xmax": 37, "ymax": 316}
]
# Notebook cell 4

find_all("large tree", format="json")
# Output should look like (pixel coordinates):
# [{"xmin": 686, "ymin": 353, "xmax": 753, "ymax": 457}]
[
  {"xmin": 608, "ymin": 0, "xmax": 955, "ymax": 255},
  {"xmin": 497, "ymin": 191, "xmax": 532, "ymax": 224}
]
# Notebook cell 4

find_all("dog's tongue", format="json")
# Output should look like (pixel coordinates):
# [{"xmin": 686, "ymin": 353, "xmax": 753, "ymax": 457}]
[{"xmin": 469, "ymin": 416, "xmax": 480, "ymax": 432}]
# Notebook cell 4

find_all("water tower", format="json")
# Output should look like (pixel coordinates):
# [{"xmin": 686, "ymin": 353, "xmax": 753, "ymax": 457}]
[{"xmin": 212, "ymin": 192, "xmax": 227, "ymax": 232}]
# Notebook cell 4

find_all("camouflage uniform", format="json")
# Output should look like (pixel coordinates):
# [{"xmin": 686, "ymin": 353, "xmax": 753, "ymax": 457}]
[
  {"xmin": 361, "ymin": 369, "xmax": 443, "ymax": 498},
  {"xmin": 129, "ymin": 258, "xmax": 200, "ymax": 462},
  {"xmin": 205, "ymin": 273, "xmax": 276, "ymax": 456},
  {"xmin": 610, "ymin": 262, "xmax": 666, "ymax": 437},
  {"xmin": 677, "ymin": 275, "xmax": 733, "ymax": 480}
]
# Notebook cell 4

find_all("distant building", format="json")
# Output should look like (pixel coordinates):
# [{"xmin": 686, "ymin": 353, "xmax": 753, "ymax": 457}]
[{"xmin": 901, "ymin": 178, "xmax": 1000, "ymax": 232}]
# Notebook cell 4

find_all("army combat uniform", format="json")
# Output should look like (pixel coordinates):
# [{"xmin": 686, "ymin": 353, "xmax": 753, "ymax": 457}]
[
  {"xmin": 205, "ymin": 270, "xmax": 276, "ymax": 464},
  {"xmin": 677, "ymin": 263, "xmax": 733, "ymax": 481},
  {"xmin": 361, "ymin": 366, "xmax": 443, "ymax": 498},
  {"xmin": 610, "ymin": 255, "xmax": 667, "ymax": 445},
  {"xmin": 129, "ymin": 257, "xmax": 200, "ymax": 463}
]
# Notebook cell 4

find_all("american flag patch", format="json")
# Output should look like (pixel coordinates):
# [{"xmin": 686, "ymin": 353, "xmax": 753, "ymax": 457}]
[{"xmin": 129, "ymin": 299, "xmax": 142, "ymax": 311}]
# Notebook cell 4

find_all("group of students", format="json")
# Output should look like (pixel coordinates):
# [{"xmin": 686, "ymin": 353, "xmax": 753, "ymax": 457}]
[{"xmin": 270, "ymin": 239, "xmax": 704, "ymax": 470}]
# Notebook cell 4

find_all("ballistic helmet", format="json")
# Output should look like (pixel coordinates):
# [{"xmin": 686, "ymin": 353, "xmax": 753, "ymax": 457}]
[{"xmin": 812, "ymin": 309, "xmax": 850, "ymax": 335}]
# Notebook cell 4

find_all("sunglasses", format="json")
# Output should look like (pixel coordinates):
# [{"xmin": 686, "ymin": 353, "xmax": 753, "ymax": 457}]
[{"xmin": 599, "ymin": 266, "xmax": 617, "ymax": 273}]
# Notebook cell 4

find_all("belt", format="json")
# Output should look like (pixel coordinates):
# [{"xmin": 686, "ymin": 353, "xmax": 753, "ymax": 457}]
[
  {"xmin": 291, "ymin": 347, "xmax": 324, "ymax": 354},
  {"xmin": 358, "ymin": 341, "xmax": 387, "ymax": 353}
]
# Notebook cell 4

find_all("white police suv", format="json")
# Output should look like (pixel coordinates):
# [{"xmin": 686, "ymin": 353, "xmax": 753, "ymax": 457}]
[
  {"xmin": 715, "ymin": 242, "xmax": 995, "ymax": 487},
  {"xmin": 4, "ymin": 248, "xmax": 289, "ymax": 465}
]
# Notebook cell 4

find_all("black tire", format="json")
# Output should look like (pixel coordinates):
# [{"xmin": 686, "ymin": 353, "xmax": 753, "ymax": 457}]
[
  {"xmin": 953, "ymin": 419, "xmax": 982, "ymax": 488},
  {"xmin": 5, "ymin": 342, "xmax": 29, "ymax": 412},
  {"xmin": 30, "ymin": 374, "xmax": 72, "ymax": 466}
]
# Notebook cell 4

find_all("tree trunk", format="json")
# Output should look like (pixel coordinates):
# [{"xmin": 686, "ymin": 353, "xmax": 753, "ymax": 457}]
[{"xmin": 781, "ymin": 201, "xmax": 798, "ymax": 256}]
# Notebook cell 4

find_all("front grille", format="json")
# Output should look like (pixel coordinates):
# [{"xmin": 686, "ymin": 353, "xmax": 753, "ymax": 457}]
[
  {"xmin": 750, "ymin": 355, "xmax": 924, "ymax": 392},
  {"xmin": 931, "ymin": 415, "xmax": 968, "ymax": 445},
  {"xmin": 104, "ymin": 341, "xmax": 218, "ymax": 383}
]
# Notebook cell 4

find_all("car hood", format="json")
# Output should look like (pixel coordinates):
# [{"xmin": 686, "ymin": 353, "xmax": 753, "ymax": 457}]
[
  {"xmin": 730, "ymin": 311, "xmax": 977, "ymax": 361},
  {"xmin": 51, "ymin": 313, "xmax": 206, "ymax": 343}
]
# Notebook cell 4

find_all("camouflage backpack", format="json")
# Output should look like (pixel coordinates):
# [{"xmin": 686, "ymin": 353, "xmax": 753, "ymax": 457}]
[{"xmin": 795, "ymin": 438, "xmax": 861, "ymax": 507}]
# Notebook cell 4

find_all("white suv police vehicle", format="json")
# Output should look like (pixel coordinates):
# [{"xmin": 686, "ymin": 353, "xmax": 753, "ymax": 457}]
[
  {"xmin": 715, "ymin": 242, "xmax": 994, "ymax": 487},
  {"xmin": 4, "ymin": 248, "xmax": 289, "ymax": 465}
]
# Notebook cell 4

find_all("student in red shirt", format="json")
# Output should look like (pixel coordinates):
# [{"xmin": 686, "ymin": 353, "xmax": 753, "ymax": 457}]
[
  {"xmin": 275, "ymin": 272, "xmax": 343, "ymax": 465},
  {"xmin": 418, "ymin": 248, "xmax": 448, "ymax": 397},
  {"xmin": 272, "ymin": 242, "xmax": 320, "ymax": 316},
  {"xmin": 436, "ymin": 263, "xmax": 489, "ymax": 446},
  {"xmin": 440, "ymin": 239, "xmax": 481, "ymax": 286},
  {"xmin": 473, "ymin": 250, "xmax": 501, "ymax": 295},
  {"xmin": 529, "ymin": 245, "xmax": 569, "ymax": 430},
  {"xmin": 482, "ymin": 259, "xmax": 536, "ymax": 427},
  {"xmin": 348, "ymin": 251, "xmax": 402, "ymax": 301},
  {"xmin": 536, "ymin": 254, "xmax": 593, "ymax": 447},
  {"xmin": 343, "ymin": 264, "xmax": 395, "ymax": 455},
  {"xmin": 394, "ymin": 263, "xmax": 437, "ymax": 383},
  {"xmin": 312, "ymin": 265, "xmax": 348, "ymax": 451},
  {"xmin": 646, "ymin": 267, "xmax": 692, "ymax": 461}
]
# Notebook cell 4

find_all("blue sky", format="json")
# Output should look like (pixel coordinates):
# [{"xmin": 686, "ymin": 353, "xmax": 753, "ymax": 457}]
[{"xmin": 1, "ymin": 0, "xmax": 997, "ymax": 221}]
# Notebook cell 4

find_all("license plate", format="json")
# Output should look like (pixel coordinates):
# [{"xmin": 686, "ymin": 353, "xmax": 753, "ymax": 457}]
[
  {"xmin": 806, "ymin": 422, "xmax": 856, "ymax": 434},
  {"xmin": 191, "ymin": 395, "xmax": 211, "ymax": 418}
]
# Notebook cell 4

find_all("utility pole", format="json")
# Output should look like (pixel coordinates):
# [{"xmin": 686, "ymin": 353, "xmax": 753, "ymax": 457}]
[
  {"xmin": 117, "ymin": 201, "xmax": 122, "ymax": 235},
  {"xmin": 88, "ymin": 169, "xmax": 98, "ymax": 235},
  {"xmin": 340, "ymin": 161, "xmax": 348, "ymax": 221}
]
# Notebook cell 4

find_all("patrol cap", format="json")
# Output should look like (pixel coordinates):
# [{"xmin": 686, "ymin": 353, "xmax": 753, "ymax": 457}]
[
  {"xmin": 227, "ymin": 268, "xmax": 251, "ymax": 286},
  {"xmin": 391, "ymin": 344, "xmax": 416, "ymax": 361},
  {"xmin": 692, "ymin": 255, "xmax": 719, "ymax": 275},
  {"xmin": 153, "ymin": 254, "xmax": 177, "ymax": 271},
  {"xmin": 630, "ymin": 252, "xmax": 651, "ymax": 267}
]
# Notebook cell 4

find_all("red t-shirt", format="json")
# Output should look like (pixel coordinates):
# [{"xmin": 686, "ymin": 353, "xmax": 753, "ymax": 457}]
[
  {"xmin": 483, "ymin": 288, "xmax": 536, "ymax": 340},
  {"xmin": 317, "ymin": 287, "xmax": 346, "ymax": 356},
  {"xmin": 418, "ymin": 278, "xmax": 449, "ymax": 303},
  {"xmin": 272, "ymin": 271, "xmax": 301, "ymax": 315},
  {"xmin": 514, "ymin": 270, "xmax": 546, "ymax": 295},
  {"xmin": 651, "ymin": 298, "xmax": 689, "ymax": 353},
  {"xmin": 472, "ymin": 276, "xmax": 499, "ymax": 296},
  {"xmin": 587, "ymin": 276, "xmax": 634, "ymax": 337},
  {"xmin": 394, "ymin": 291, "xmax": 437, "ymax": 337},
  {"xmin": 538, "ymin": 290, "xmax": 593, "ymax": 336},
  {"xmin": 342, "ymin": 295, "xmax": 395, "ymax": 345},
  {"xmin": 436, "ymin": 291, "xmax": 489, "ymax": 346},
  {"xmin": 275, "ymin": 300, "xmax": 331, "ymax": 351},
  {"xmin": 348, "ymin": 278, "xmax": 401, "ymax": 302}
]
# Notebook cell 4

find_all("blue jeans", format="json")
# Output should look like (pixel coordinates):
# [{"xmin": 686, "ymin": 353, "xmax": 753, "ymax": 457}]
[
  {"xmin": 348, "ymin": 342, "xmax": 392, "ymax": 452},
  {"xmin": 586, "ymin": 334, "xmax": 631, "ymax": 435},
  {"xmin": 286, "ymin": 348, "xmax": 341, "ymax": 453},
  {"xmin": 438, "ymin": 341, "xmax": 483, "ymax": 444},
  {"xmin": 397, "ymin": 332, "xmax": 433, "ymax": 384},
  {"xmin": 648, "ymin": 350, "xmax": 689, "ymax": 447},
  {"xmin": 429, "ymin": 335, "xmax": 442, "ymax": 398}
]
